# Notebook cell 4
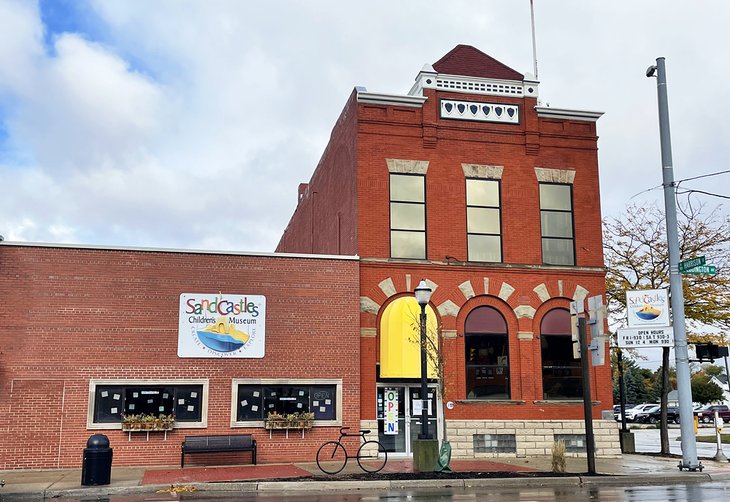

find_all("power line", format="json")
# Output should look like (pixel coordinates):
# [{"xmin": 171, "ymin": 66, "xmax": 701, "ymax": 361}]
[
  {"xmin": 631, "ymin": 169, "xmax": 730, "ymax": 201},
  {"xmin": 676, "ymin": 169, "xmax": 730, "ymax": 184},
  {"xmin": 676, "ymin": 188, "xmax": 730, "ymax": 200}
]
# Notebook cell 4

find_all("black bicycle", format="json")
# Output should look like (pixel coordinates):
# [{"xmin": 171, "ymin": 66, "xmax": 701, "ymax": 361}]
[{"xmin": 316, "ymin": 427, "xmax": 388, "ymax": 474}]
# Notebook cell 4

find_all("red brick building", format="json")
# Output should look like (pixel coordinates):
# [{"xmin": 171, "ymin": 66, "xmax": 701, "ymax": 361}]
[
  {"xmin": 278, "ymin": 45, "xmax": 619, "ymax": 458},
  {"xmin": 0, "ymin": 45, "xmax": 618, "ymax": 470},
  {"xmin": 0, "ymin": 244, "xmax": 360, "ymax": 469}
]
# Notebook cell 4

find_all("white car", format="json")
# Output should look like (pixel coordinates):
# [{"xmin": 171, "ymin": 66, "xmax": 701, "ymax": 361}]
[{"xmin": 625, "ymin": 403, "xmax": 659, "ymax": 422}]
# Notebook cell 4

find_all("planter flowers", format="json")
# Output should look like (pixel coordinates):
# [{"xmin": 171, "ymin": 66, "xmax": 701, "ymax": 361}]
[
  {"xmin": 265, "ymin": 411, "xmax": 314, "ymax": 430},
  {"xmin": 121, "ymin": 413, "xmax": 175, "ymax": 431}
]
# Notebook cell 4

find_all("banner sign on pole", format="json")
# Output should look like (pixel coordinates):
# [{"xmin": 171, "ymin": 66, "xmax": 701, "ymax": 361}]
[{"xmin": 626, "ymin": 289, "xmax": 670, "ymax": 328}]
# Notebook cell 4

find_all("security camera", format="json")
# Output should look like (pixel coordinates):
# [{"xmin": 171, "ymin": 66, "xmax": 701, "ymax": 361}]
[{"xmin": 646, "ymin": 65, "xmax": 657, "ymax": 78}]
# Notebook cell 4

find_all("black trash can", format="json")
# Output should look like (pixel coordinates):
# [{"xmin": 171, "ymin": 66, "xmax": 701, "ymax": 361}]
[{"xmin": 81, "ymin": 434, "xmax": 113, "ymax": 486}]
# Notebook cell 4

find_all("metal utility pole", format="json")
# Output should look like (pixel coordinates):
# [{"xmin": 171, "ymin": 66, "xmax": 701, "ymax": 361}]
[
  {"xmin": 617, "ymin": 349, "xmax": 628, "ymax": 433},
  {"xmin": 646, "ymin": 57, "xmax": 701, "ymax": 471}
]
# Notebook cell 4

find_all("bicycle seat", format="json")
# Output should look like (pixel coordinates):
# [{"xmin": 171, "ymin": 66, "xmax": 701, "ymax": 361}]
[{"xmin": 359, "ymin": 429, "xmax": 371, "ymax": 434}]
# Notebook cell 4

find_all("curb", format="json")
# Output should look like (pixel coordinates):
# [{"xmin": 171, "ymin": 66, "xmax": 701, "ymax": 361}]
[
  {"xmin": 35, "ymin": 473, "xmax": 727, "ymax": 498},
  {"xmin": 3, "ymin": 470, "xmax": 730, "ymax": 499},
  {"xmin": 579, "ymin": 473, "xmax": 711, "ymax": 485}
]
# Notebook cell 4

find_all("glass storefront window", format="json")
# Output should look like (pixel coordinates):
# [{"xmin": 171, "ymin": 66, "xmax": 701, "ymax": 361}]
[
  {"xmin": 236, "ymin": 383, "xmax": 337, "ymax": 421},
  {"xmin": 92, "ymin": 383, "xmax": 204, "ymax": 424}
]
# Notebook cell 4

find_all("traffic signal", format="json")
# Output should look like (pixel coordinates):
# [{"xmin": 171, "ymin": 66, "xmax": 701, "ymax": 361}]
[{"xmin": 695, "ymin": 343, "xmax": 729, "ymax": 361}]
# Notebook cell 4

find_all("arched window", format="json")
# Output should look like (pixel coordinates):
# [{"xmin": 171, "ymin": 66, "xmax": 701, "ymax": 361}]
[
  {"xmin": 540, "ymin": 308, "xmax": 582, "ymax": 399},
  {"xmin": 464, "ymin": 306, "xmax": 510, "ymax": 399}
]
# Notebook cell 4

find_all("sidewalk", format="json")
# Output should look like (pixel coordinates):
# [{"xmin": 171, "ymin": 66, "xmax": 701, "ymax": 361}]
[{"xmin": 2, "ymin": 454, "xmax": 730, "ymax": 500}]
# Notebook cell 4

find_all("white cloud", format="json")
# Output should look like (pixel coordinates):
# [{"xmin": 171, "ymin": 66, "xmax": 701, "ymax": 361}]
[
  {"xmin": 7, "ymin": 32, "xmax": 163, "ymax": 172},
  {"xmin": 0, "ymin": 0, "xmax": 728, "ymax": 252},
  {"xmin": 0, "ymin": 0, "xmax": 43, "ymax": 94}
]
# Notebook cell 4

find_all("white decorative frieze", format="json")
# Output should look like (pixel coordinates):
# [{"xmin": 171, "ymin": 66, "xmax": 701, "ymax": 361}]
[
  {"xmin": 378, "ymin": 278, "xmax": 396, "ymax": 298},
  {"xmin": 533, "ymin": 284, "xmax": 550, "ymax": 303},
  {"xmin": 441, "ymin": 100, "xmax": 519, "ymax": 124},
  {"xmin": 360, "ymin": 297, "xmax": 380, "ymax": 314},
  {"xmin": 574, "ymin": 285, "xmax": 589, "ymax": 302},
  {"xmin": 386, "ymin": 159, "xmax": 429, "ymax": 174},
  {"xmin": 462, "ymin": 164, "xmax": 504, "ymax": 180},
  {"xmin": 498, "ymin": 282, "xmax": 515, "ymax": 302},
  {"xmin": 437, "ymin": 300, "xmax": 460, "ymax": 317},
  {"xmin": 534, "ymin": 167, "xmax": 576, "ymax": 184},
  {"xmin": 514, "ymin": 305, "xmax": 536, "ymax": 319},
  {"xmin": 459, "ymin": 280, "xmax": 475, "ymax": 300},
  {"xmin": 442, "ymin": 329, "xmax": 457, "ymax": 339},
  {"xmin": 436, "ymin": 77, "xmax": 526, "ymax": 97}
]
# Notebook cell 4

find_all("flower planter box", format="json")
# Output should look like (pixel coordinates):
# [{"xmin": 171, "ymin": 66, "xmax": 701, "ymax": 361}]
[
  {"xmin": 122, "ymin": 422, "xmax": 174, "ymax": 432},
  {"xmin": 121, "ymin": 413, "xmax": 175, "ymax": 432},
  {"xmin": 264, "ymin": 413, "xmax": 314, "ymax": 430},
  {"xmin": 264, "ymin": 419, "xmax": 289, "ymax": 430}
]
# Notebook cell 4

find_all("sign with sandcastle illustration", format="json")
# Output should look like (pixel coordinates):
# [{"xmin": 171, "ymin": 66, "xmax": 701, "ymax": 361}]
[
  {"xmin": 625, "ymin": 289, "xmax": 670, "ymax": 328},
  {"xmin": 178, "ymin": 293, "xmax": 266, "ymax": 358}
]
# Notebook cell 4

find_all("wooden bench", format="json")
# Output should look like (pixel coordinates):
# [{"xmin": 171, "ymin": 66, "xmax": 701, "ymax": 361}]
[{"xmin": 181, "ymin": 434, "xmax": 257, "ymax": 467}]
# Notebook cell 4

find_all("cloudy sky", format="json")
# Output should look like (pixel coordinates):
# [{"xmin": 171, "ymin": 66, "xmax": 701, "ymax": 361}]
[{"xmin": 1, "ymin": 0, "xmax": 728, "ymax": 252}]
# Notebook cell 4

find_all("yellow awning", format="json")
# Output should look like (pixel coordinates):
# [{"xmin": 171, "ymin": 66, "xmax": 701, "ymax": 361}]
[{"xmin": 380, "ymin": 297, "xmax": 438, "ymax": 378}]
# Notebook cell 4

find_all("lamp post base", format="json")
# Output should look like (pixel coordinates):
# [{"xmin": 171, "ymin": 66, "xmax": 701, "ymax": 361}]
[
  {"xmin": 619, "ymin": 430, "xmax": 635, "ymax": 453},
  {"xmin": 412, "ymin": 438, "xmax": 439, "ymax": 472}
]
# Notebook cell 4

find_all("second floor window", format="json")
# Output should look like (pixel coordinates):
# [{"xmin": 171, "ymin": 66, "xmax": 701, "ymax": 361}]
[
  {"xmin": 539, "ymin": 183, "xmax": 575, "ymax": 265},
  {"xmin": 390, "ymin": 174, "xmax": 425, "ymax": 259},
  {"xmin": 466, "ymin": 179, "xmax": 501, "ymax": 262}
]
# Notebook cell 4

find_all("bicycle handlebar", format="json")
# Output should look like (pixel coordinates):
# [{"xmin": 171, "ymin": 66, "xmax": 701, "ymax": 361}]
[{"xmin": 339, "ymin": 426, "xmax": 371, "ymax": 436}]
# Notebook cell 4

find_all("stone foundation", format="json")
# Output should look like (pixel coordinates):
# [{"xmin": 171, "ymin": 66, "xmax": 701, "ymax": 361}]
[
  {"xmin": 362, "ymin": 419, "xmax": 621, "ymax": 458},
  {"xmin": 447, "ymin": 419, "xmax": 621, "ymax": 458}
]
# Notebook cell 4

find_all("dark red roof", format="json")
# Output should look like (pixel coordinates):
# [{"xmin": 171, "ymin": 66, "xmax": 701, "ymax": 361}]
[{"xmin": 433, "ymin": 45, "xmax": 523, "ymax": 81}]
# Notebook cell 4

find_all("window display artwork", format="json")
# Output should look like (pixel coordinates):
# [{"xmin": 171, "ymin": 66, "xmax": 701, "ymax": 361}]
[
  {"xmin": 93, "ymin": 384, "xmax": 204, "ymax": 424},
  {"xmin": 236, "ymin": 384, "xmax": 336, "ymax": 422}
]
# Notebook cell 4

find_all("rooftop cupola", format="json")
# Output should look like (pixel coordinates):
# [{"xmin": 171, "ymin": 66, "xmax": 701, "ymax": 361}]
[{"xmin": 409, "ymin": 44, "xmax": 539, "ymax": 99}]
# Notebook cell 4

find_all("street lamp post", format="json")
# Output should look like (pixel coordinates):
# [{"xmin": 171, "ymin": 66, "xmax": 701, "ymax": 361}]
[{"xmin": 414, "ymin": 279, "xmax": 433, "ymax": 440}]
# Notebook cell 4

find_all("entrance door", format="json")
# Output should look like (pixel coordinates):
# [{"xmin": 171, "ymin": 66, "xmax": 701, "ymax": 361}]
[{"xmin": 376, "ymin": 384, "xmax": 438, "ymax": 456}]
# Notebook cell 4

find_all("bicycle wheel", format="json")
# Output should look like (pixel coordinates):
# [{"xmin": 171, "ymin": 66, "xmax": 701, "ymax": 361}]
[
  {"xmin": 356, "ymin": 440, "xmax": 387, "ymax": 473},
  {"xmin": 316, "ymin": 441, "xmax": 347, "ymax": 474}
]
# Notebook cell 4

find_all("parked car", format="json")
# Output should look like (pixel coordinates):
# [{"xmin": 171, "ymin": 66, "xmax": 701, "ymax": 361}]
[
  {"xmin": 695, "ymin": 404, "xmax": 730, "ymax": 424},
  {"xmin": 625, "ymin": 403, "xmax": 659, "ymax": 422},
  {"xmin": 633, "ymin": 405, "xmax": 660, "ymax": 423},
  {"xmin": 613, "ymin": 403, "xmax": 636, "ymax": 421},
  {"xmin": 637, "ymin": 406, "xmax": 680, "ymax": 424}
]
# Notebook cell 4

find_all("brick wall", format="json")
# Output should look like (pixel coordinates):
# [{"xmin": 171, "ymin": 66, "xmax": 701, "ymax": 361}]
[
  {"xmin": 0, "ymin": 244, "xmax": 360, "ymax": 469},
  {"xmin": 275, "ymin": 76, "xmax": 611, "ymax": 454},
  {"xmin": 276, "ymin": 90, "xmax": 359, "ymax": 255},
  {"xmin": 358, "ymin": 263, "xmax": 612, "ymax": 422},
  {"xmin": 355, "ymin": 89, "xmax": 603, "ymax": 266},
  {"xmin": 350, "ymin": 85, "xmax": 611, "ymax": 442}
]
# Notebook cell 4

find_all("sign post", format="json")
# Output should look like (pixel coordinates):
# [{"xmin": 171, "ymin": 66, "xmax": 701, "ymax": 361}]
[
  {"xmin": 682, "ymin": 265, "xmax": 716, "ymax": 275},
  {"xmin": 571, "ymin": 298, "xmax": 596, "ymax": 475},
  {"xmin": 678, "ymin": 256, "xmax": 705, "ymax": 273}
]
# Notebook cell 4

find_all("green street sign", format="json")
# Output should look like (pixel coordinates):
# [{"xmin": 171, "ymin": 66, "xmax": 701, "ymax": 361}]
[
  {"xmin": 682, "ymin": 265, "xmax": 716, "ymax": 275},
  {"xmin": 678, "ymin": 256, "xmax": 705, "ymax": 272}
]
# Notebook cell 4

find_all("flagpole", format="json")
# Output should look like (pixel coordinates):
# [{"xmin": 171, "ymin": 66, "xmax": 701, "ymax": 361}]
[{"xmin": 529, "ymin": 0, "xmax": 538, "ymax": 79}]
